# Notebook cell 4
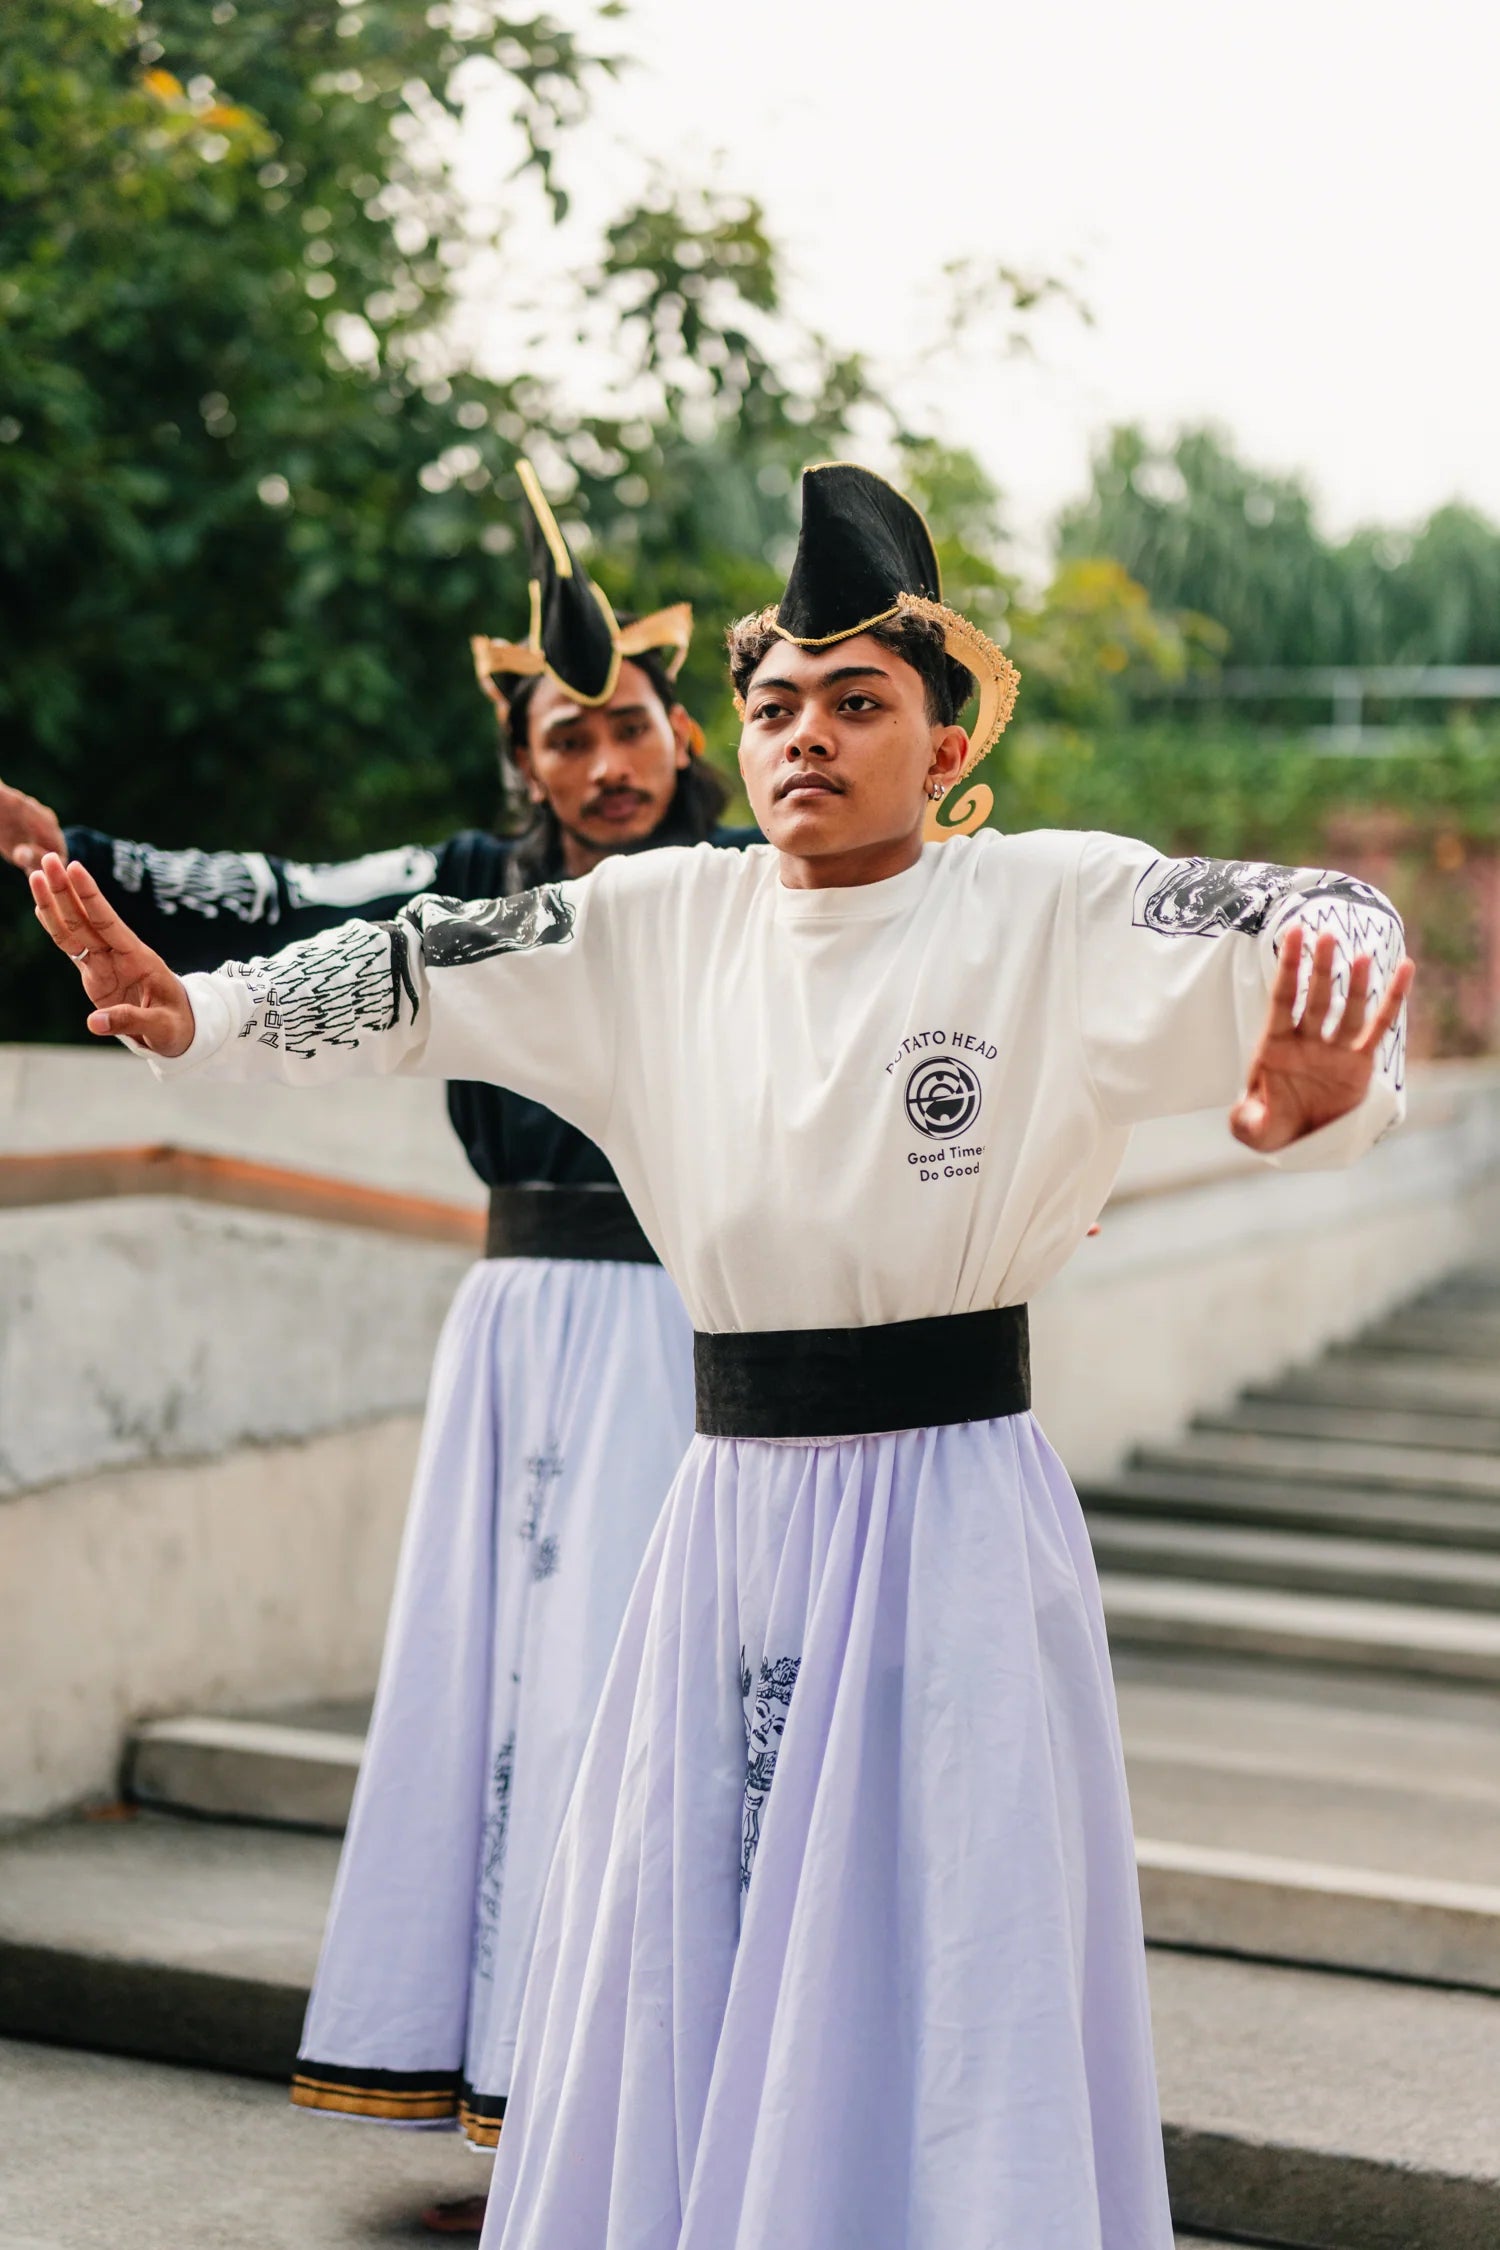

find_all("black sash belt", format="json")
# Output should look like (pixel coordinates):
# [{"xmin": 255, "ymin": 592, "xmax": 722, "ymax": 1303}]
[
  {"xmin": 485, "ymin": 1184, "xmax": 659, "ymax": 1265},
  {"xmin": 694, "ymin": 1305, "xmax": 1031, "ymax": 1440}
]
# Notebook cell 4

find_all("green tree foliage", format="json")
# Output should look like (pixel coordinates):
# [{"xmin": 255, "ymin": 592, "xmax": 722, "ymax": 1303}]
[
  {"xmin": 895, "ymin": 437, "xmax": 1217, "ymax": 740},
  {"xmin": 0, "ymin": 0, "xmax": 868, "ymax": 1034},
  {"xmin": 1059, "ymin": 424, "xmax": 1500, "ymax": 669}
]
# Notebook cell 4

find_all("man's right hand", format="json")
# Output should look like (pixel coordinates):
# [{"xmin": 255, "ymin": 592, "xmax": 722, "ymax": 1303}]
[
  {"xmin": 0, "ymin": 776, "xmax": 67, "ymax": 873},
  {"xmin": 30, "ymin": 854, "xmax": 196, "ymax": 1059}
]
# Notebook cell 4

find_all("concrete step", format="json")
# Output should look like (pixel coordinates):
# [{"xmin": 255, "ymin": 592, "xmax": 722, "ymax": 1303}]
[
  {"xmin": 1201, "ymin": 1393, "xmax": 1500, "ymax": 1455},
  {"xmin": 1353, "ymin": 1309, "xmax": 1500, "ymax": 1362},
  {"xmin": 0, "ymin": 1814, "xmax": 329, "ymax": 2076},
  {"xmin": 1116, "ymin": 1664, "xmax": 1500, "ymax": 1825},
  {"xmin": 1256, "ymin": 1354, "xmax": 1500, "ymax": 1418},
  {"xmin": 1140, "ymin": 1838, "xmax": 1500, "ymax": 1994},
  {"xmin": 1101, "ymin": 1574, "xmax": 1500, "ymax": 1687},
  {"xmin": 128, "ymin": 1710, "xmax": 364, "ymax": 1833},
  {"xmin": 1083, "ymin": 1462, "xmax": 1500, "ymax": 1552},
  {"xmin": 1153, "ymin": 1948, "xmax": 1500, "ymax": 2247},
  {"xmin": 1089, "ymin": 1515, "xmax": 1500, "ymax": 1611},
  {"xmin": 2, "ymin": 1817, "xmax": 1498, "ymax": 2248},
  {"xmin": 1136, "ymin": 1427, "xmax": 1500, "ymax": 1501}
]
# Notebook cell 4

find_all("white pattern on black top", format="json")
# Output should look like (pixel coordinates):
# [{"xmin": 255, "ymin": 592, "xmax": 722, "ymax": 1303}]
[
  {"xmin": 283, "ymin": 846, "xmax": 440, "ymax": 909},
  {"xmin": 111, "ymin": 841, "xmax": 278, "ymax": 923}
]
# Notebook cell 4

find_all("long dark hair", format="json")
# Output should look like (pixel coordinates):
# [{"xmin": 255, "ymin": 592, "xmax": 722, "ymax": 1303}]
[{"xmin": 493, "ymin": 640, "xmax": 730, "ymax": 888}]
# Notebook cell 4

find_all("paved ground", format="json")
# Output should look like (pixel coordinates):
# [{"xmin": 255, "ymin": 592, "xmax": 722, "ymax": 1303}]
[
  {"xmin": 0, "ymin": 2037, "xmax": 1243, "ymax": 2250},
  {"xmin": 0, "ymin": 2039, "xmax": 487, "ymax": 2250}
]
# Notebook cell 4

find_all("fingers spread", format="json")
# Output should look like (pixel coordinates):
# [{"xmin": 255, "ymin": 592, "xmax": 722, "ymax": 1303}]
[
  {"xmin": 1298, "ymin": 929, "xmax": 1338, "ymax": 1038},
  {"xmin": 67, "ymin": 860, "xmax": 134, "ymax": 949},
  {"xmin": 1359, "ymin": 954, "xmax": 1416, "ymax": 1052},
  {"xmin": 29, "ymin": 863, "xmax": 88, "ymax": 955},
  {"xmin": 1267, "ymin": 922, "xmax": 1304, "ymax": 1036},
  {"xmin": 1329, "ymin": 953, "xmax": 1372, "ymax": 1046}
]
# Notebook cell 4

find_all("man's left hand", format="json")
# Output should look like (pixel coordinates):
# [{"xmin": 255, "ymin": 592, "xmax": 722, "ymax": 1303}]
[{"xmin": 1230, "ymin": 923, "xmax": 1414, "ymax": 1155}]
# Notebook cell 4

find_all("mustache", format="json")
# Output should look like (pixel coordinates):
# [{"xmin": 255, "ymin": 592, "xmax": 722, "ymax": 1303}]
[{"xmin": 581, "ymin": 785, "xmax": 653, "ymax": 817}]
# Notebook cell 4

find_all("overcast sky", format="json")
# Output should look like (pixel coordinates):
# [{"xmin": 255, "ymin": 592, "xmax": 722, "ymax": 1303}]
[{"xmin": 463, "ymin": 0, "xmax": 1500, "ymax": 557}]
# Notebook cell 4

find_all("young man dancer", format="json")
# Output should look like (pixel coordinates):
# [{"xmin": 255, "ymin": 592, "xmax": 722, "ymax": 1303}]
[
  {"xmin": 6, "ymin": 464, "xmax": 746, "ymax": 2233},
  {"xmin": 32, "ymin": 462, "xmax": 1412, "ymax": 2250}
]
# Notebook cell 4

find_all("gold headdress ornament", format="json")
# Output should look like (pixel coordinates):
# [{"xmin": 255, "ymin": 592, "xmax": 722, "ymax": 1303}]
[
  {"xmin": 470, "ymin": 458, "xmax": 694, "ymax": 733},
  {"xmin": 765, "ymin": 462, "xmax": 1020, "ymax": 840}
]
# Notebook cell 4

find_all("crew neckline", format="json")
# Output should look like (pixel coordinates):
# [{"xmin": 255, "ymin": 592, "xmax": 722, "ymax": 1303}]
[{"xmin": 771, "ymin": 845, "xmax": 939, "ymax": 924}]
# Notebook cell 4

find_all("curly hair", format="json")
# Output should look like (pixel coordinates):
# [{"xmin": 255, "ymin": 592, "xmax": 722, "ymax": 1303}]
[{"xmin": 725, "ymin": 607, "xmax": 974, "ymax": 727}]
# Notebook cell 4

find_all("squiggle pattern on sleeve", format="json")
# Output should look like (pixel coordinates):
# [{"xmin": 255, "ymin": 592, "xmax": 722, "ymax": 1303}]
[
  {"xmin": 1133, "ymin": 856, "xmax": 1408, "ymax": 1088},
  {"xmin": 226, "ymin": 919, "xmax": 417, "ymax": 1059},
  {"xmin": 111, "ymin": 841, "xmax": 278, "ymax": 923},
  {"xmin": 1267, "ymin": 874, "xmax": 1408, "ymax": 1090}
]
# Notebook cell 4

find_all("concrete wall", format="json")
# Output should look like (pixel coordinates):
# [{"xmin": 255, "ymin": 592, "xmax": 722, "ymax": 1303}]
[
  {"xmin": 0, "ymin": 1416, "xmax": 421, "ymax": 1823},
  {"xmin": 0, "ymin": 1043, "xmax": 482, "ymax": 1205},
  {"xmin": 0, "ymin": 1197, "xmax": 470, "ymax": 1495}
]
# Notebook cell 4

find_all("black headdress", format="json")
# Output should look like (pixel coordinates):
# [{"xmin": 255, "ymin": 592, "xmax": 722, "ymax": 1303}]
[
  {"xmin": 472, "ymin": 459, "xmax": 692, "ymax": 717},
  {"xmin": 767, "ymin": 462, "xmax": 1020, "ymax": 837}
]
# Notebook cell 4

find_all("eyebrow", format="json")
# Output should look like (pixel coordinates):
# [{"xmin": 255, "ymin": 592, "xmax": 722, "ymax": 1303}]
[
  {"xmin": 539, "ymin": 701, "xmax": 652, "ymax": 738},
  {"xmin": 750, "ymin": 664, "xmax": 891, "ymax": 696}
]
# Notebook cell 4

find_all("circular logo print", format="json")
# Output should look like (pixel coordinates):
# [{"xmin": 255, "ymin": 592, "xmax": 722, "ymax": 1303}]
[{"xmin": 904, "ymin": 1055, "xmax": 982, "ymax": 1140}]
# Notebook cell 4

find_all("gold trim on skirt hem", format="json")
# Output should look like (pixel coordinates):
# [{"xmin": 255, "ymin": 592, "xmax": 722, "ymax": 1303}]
[{"xmin": 290, "ymin": 2074, "xmax": 458, "ymax": 2123}]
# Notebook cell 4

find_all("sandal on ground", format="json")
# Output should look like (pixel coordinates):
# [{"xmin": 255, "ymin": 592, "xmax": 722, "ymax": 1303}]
[{"xmin": 419, "ymin": 2192, "xmax": 489, "ymax": 2235}]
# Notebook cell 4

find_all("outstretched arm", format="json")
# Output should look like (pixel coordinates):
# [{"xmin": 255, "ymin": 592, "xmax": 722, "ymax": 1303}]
[
  {"xmin": 55, "ymin": 828, "xmax": 448, "ymax": 970},
  {"xmin": 29, "ymin": 849, "xmax": 623, "ymax": 1139}
]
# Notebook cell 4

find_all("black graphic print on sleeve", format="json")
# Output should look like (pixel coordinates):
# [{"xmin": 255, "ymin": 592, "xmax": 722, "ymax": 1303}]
[
  {"xmin": 740, "ymin": 1652, "xmax": 802, "ymax": 1894},
  {"xmin": 400, "ymin": 885, "xmax": 576, "ymax": 970},
  {"xmin": 1132, "ymin": 857, "xmax": 1402, "ymax": 949},
  {"xmin": 1132, "ymin": 856, "xmax": 1407, "ymax": 1083},
  {"xmin": 1131, "ymin": 857, "xmax": 1301, "ymax": 938},
  {"xmin": 227, "ymin": 919, "xmax": 417, "ymax": 1060},
  {"xmin": 112, "ymin": 840, "xmax": 278, "ymax": 923}
]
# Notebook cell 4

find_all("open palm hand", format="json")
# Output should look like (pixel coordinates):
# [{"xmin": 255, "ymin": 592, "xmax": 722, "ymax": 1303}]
[
  {"xmin": 29, "ymin": 854, "xmax": 195, "ymax": 1058},
  {"xmin": 1230, "ymin": 923, "xmax": 1414, "ymax": 1154},
  {"xmin": 0, "ymin": 774, "xmax": 66, "ymax": 873}
]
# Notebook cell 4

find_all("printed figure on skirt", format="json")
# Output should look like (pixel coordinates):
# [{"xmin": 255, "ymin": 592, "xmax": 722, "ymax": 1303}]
[
  {"xmin": 4, "ymin": 463, "xmax": 752, "ymax": 2235},
  {"xmin": 31, "ymin": 461, "xmax": 1413, "ymax": 2250}
]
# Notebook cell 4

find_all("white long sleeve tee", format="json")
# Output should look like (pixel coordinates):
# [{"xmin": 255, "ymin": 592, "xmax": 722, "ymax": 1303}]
[{"xmin": 150, "ymin": 831, "xmax": 1407, "ymax": 1335}]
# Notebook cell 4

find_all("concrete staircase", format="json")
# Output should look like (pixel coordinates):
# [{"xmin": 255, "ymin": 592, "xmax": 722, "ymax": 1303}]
[
  {"xmin": 5, "ymin": 1269, "xmax": 1500, "ymax": 2247},
  {"xmin": 1087, "ymin": 1266, "xmax": 1500, "ymax": 1689}
]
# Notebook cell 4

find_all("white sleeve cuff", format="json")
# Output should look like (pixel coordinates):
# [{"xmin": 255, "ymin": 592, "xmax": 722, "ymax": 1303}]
[
  {"xmin": 126, "ymin": 973, "xmax": 241, "ymax": 1078},
  {"xmin": 1264, "ymin": 1076, "xmax": 1404, "ymax": 1171}
]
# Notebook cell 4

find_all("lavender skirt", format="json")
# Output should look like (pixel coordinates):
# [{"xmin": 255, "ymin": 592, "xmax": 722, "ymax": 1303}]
[
  {"xmin": 294, "ymin": 1254, "xmax": 695, "ymax": 2138},
  {"xmin": 482, "ymin": 1416, "xmax": 1173, "ymax": 2249}
]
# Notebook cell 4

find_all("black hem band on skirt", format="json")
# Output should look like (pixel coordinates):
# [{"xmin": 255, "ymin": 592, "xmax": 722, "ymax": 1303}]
[
  {"xmin": 485, "ymin": 1184, "xmax": 659, "ymax": 1265},
  {"xmin": 693, "ymin": 1304, "xmax": 1031, "ymax": 1439}
]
